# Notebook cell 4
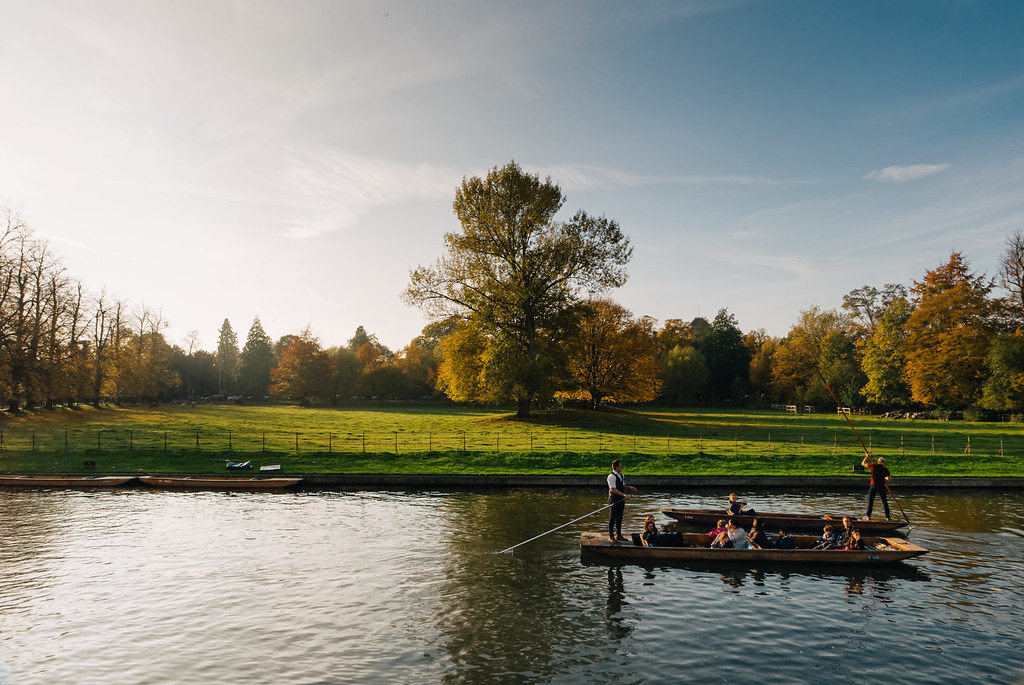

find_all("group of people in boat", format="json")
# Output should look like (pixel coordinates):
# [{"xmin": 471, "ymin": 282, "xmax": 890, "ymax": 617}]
[
  {"xmin": 608, "ymin": 460, "xmax": 889, "ymax": 549},
  {"xmin": 639, "ymin": 506, "xmax": 867, "ymax": 551}
]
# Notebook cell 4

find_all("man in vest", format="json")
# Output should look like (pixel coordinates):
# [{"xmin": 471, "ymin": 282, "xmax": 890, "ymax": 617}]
[{"xmin": 607, "ymin": 460, "xmax": 637, "ymax": 542}]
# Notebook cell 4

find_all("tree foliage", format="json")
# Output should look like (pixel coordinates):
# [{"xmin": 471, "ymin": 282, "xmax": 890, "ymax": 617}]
[
  {"xmin": 270, "ymin": 328, "xmax": 332, "ymax": 404},
  {"xmin": 405, "ymin": 160, "xmax": 631, "ymax": 417},
  {"xmin": 560, "ymin": 300, "xmax": 661, "ymax": 409},
  {"xmin": 904, "ymin": 253, "xmax": 996, "ymax": 409},
  {"xmin": 237, "ymin": 318, "xmax": 275, "ymax": 399}
]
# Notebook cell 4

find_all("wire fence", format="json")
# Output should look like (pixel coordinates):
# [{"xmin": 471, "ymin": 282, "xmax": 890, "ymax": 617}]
[{"xmin": 0, "ymin": 427, "xmax": 1018, "ymax": 458}]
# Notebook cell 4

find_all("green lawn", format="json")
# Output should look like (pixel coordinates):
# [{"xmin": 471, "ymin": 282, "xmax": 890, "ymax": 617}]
[{"xmin": 0, "ymin": 401, "xmax": 1022, "ymax": 476}]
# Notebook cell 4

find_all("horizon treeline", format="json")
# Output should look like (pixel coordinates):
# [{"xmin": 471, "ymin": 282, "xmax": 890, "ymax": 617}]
[{"xmin": 3, "ymin": 206, "xmax": 1024, "ymax": 417}]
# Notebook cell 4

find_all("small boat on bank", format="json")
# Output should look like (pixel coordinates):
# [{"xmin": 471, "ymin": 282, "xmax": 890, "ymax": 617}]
[
  {"xmin": 580, "ymin": 531, "xmax": 927, "ymax": 565},
  {"xmin": 661, "ymin": 508, "xmax": 909, "ymax": 535},
  {"xmin": 0, "ymin": 475, "xmax": 136, "ymax": 488},
  {"xmin": 138, "ymin": 476, "xmax": 302, "ymax": 490}
]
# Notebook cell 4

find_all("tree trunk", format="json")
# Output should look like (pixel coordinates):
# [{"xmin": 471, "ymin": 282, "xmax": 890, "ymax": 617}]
[{"xmin": 516, "ymin": 397, "xmax": 531, "ymax": 418}]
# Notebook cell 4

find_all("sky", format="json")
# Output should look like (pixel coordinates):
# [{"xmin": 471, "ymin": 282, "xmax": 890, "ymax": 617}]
[{"xmin": 2, "ymin": 0, "xmax": 1023, "ymax": 353}]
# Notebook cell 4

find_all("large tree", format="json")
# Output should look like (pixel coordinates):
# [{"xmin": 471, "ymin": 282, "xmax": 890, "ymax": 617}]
[
  {"xmin": 904, "ymin": 252, "xmax": 996, "ymax": 410},
  {"xmin": 771, "ymin": 306, "xmax": 854, "ymax": 405},
  {"xmin": 694, "ymin": 308, "xmax": 750, "ymax": 401},
  {"xmin": 860, "ymin": 295, "xmax": 913, "ymax": 408},
  {"xmin": 270, "ymin": 328, "xmax": 332, "ymax": 405},
  {"xmin": 216, "ymin": 318, "xmax": 239, "ymax": 395},
  {"xmin": 236, "ymin": 318, "xmax": 275, "ymax": 399},
  {"xmin": 404, "ymin": 161, "xmax": 632, "ymax": 417},
  {"xmin": 562, "ymin": 299, "xmax": 661, "ymax": 409}
]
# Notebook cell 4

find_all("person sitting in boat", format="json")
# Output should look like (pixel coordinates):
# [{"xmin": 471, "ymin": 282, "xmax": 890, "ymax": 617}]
[
  {"xmin": 844, "ymin": 529, "xmax": 866, "ymax": 551},
  {"xmin": 813, "ymin": 524, "xmax": 840, "ymax": 550},
  {"xmin": 837, "ymin": 516, "xmax": 856, "ymax": 548},
  {"xmin": 712, "ymin": 519, "xmax": 750, "ymax": 549},
  {"xmin": 774, "ymin": 528, "xmax": 795, "ymax": 549},
  {"xmin": 708, "ymin": 519, "xmax": 728, "ymax": 540},
  {"xmin": 641, "ymin": 515, "xmax": 664, "ymax": 546},
  {"xmin": 727, "ymin": 493, "xmax": 756, "ymax": 517},
  {"xmin": 747, "ymin": 518, "xmax": 772, "ymax": 548}
]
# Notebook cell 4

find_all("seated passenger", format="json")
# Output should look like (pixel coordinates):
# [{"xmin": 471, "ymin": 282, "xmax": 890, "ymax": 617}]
[
  {"xmin": 774, "ymin": 529, "xmax": 795, "ymax": 549},
  {"xmin": 725, "ymin": 518, "xmax": 750, "ymax": 549},
  {"xmin": 813, "ymin": 524, "xmax": 840, "ymax": 550},
  {"xmin": 708, "ymin": 519, "xmax": 727, "ymax": 539},
  {"xmin": 641, "ymin": 515, "xmax": 663, "ymax": 546},
  {"xmin": 837, "ymin": 516, "xmax": 856, "ymax": 548},
  {"xmin": 844, "ymin": 529, "xmax": 866, "ymax": 551},
  {"xmin": 727, "ymin": 493, "xmax": 756, "ymax": 517},
  {"xmin": 747, "ymin": 518, "xmax": 772, "ymax": 548}
]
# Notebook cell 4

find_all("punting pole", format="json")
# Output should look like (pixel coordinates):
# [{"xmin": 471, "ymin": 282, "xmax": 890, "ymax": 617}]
[
  {"xmin": 816, "ymin": 369, "xmax": 912, "ymax": 528},
  {"xmin": 498, "ymin": 502, "xmax": 615, "ymax": 554}
]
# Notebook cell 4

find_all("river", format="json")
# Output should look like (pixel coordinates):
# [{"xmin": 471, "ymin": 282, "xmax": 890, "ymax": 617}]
[{"xmin": 0, "ymin": 486, "xmax": 1021, "ymax": 684}]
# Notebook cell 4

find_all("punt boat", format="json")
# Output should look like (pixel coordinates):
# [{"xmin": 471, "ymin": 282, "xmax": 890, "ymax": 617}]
[
  {"xmin": 580, "ymin": 531, "xmax": 927, "ymax": 565},
  {"xmin": 661, "ymin": 507, "xmax": 908, "ymax": 534},
  {"xmin": 138, "ymin": 476, "xmax": 302, "ymax": 489},
  {"xmin": 0, "ymin": 475, "xmax": 136, "ymax": 487}
]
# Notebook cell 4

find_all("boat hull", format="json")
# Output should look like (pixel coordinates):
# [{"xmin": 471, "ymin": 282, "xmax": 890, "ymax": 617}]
[
  {"xmin": 0, "ymin": 475, "xmax": 136, "ymax": 487},
  {"xmin": 139, "ymin": 476, "xmax": 301, "ymax": 489},
  {"xmin": 661, "ymin": 508, "xmax": 908, "ymax": 534},
  {"xmin": 580, "ymin": 531, "xmax": 927, "ymax": 565}
]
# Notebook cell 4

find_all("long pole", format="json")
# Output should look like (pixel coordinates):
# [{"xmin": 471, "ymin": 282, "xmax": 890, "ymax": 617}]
[
  {"xmin": 885, "ymin": 482, "xmax": 912, "ymax": 527},
  {"xmin": 498, "ymin": 503, "xmax": 615, "ymax": 554},
  {"xmin": 817, "ymin": 370, "xmax": 913, "ymax": 527}
]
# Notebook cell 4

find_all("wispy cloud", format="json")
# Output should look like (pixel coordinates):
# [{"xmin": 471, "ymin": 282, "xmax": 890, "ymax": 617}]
[
  {"xmin": 865, "ymin": 164, "xmax": 950, "ymax": 183},
  {"xmin": 537, "ymin": 164, "xmax": 810, "ymax": 192},
  {"xmin": 281, "ymin": 152, "xmax": 460, "ymax": 238}
]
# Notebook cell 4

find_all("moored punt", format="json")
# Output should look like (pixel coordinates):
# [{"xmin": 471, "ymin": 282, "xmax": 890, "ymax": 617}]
[
  {"xmin": 661, "ymin": 507, "xmax": 909, "ymax": 535},
  {"xmin": 138, "ymin": 476, "xmax": 302, "ymax": 489},
  {"xmin": 580, "ymin": 531, "xmax": 927, "ymax": 565},
  {"xmin": 0, "ymin": 475, "xmax": 136, "ymax": 487}
]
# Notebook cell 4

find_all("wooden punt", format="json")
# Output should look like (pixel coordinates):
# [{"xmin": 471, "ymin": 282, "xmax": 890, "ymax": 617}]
[
  {"xmin": 0, "ymin": 475, "xmax": 136, "ymax": 487},
  {"xmin": 580, "ymin": 531, "xmax": 928, "ymax": 565},
  {"xmin": 138, "ymin": 476, "xmax": 302, "ymax": 490},
  {"xmin": 661, "ymin": 507, "xmax": 908, "ymax": 535}
]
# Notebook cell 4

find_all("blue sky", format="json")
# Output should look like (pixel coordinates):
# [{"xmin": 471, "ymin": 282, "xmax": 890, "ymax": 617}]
[{"xmin": 2, "ymin": 1, "xmax": 1023, "ymax": 352}]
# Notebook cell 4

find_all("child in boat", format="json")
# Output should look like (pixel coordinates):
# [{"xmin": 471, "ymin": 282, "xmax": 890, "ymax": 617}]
[
  {"xmin": 844, "ymin": 529, "xmax": 866, "ymax": 551},
  {"xmin": 813, "ymin": 524, "xmax": 840, "ymax": 550},
  {"xmin": 708, "ymin": 519, "xmax": 727, "ymax": 539},
  {"xmin": 774, "ymin": 528, "xmax": 794, "ymax": 549},
  {"xmin": 712, "ymin": 518, "xmax": 750, "ymax": 549}
]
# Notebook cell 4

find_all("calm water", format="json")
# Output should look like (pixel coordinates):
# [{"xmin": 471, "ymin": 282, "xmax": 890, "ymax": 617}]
[{"xmin": 1, "ymin": 486, "xmax": 1022, "ymax": 684}]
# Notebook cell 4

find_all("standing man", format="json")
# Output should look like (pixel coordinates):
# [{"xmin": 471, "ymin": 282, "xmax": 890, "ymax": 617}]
[
  {"xmin": 607, "ymin": 460, "xmax": 637, "ymax": 543},
  {"xmin": 861, "ymin": 455, "xmax": 892, "ymax": 521}
]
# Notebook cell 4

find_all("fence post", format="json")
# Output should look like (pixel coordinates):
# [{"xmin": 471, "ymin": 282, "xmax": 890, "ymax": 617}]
[
  {"xmin": 1000, "ymin": 436, "xmax": 1004, "ymax": 456},
  {"xmin": 97, "ymin": 429, "xmax": 102, "ymax": 451},
  {"xmin": 195, "ymin": 430, "xmax": 200, "ymax": 453},
  {"xmin": 328, "ymin": 432, "xmax": 333, "ymax": 453},
  {"xmin": 767, "ymin": 433, "xmax": 771, "ymax": 454},
  {"xmin": 65, "ymin": 430, "xmax": 69, "ymax": 451},
  {"xmin": 362, "ymin": 432, "xmax": 366, "ymax": 454},
  {"xmin": 262, "ymin": 431, "xmax": 266, "ymax": 452},
  {"xmin": 32, "ymin": 431, "xmax": 36, "ymax": 452},
  {"xmin": 964, "ymin": 436, "xmax": 971, "ymax": 454},
  {"xmin": 931, "ymin": 436, "xmax": 935, "ymax": 454},
  {"xmin": 228, "ymin": 430, "xmax": 232, "ymax": 452},
  {"xmin": 128, "ymin": 430, "xmax": 133, "ymax": 452},
  {"xmin": 394, "ymin": 432, "xmax": 398, "ymax": 454},
  {"xmin": 295, "ymin": 432, "xmax": 299, "ymax": 455},
  {"xmin": 164, "ymin": 432, "xmax": 168, "ymax": 451}
]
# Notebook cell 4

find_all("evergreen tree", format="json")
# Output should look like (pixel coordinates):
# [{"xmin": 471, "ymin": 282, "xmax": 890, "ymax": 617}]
[
  {"xmin": 236, "ymin": 318, "xmax": 274, "ymax": 399},
  {"xmin": 216, "ymin": 318, "xmax": 239, "ymax": 395}
]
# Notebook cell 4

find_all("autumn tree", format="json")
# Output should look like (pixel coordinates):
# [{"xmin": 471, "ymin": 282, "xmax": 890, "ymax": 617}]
[
  {"xmin": 772, "ymin": 306, "xmax": 854, "ymax": 405},
  {"xmin": 842, "ymin": 284, "xmax": 908, "ymax": 336},
  {"xmin": 745, "ymin": 329, "xmax": 779, "ymax": 406},
  {"xmin": 561, "ymin": 299, "xmax": 661, "ymax": 409},
  {"xmin": 903, "ymin": 252, "xmax": 997, "ymax": 410},
  {"xmin": 405, "ymin": 161, "xmax": 631, "ymax": 418},
  {"xmin": 660, "ymin": 344, "xmax": 710, "ymax": 403},
  {"xmin": 860, "ymin": 296, "xmax": 913, "ymax": 407},
  {"xmin": 270, "ymin": 328, "xmax": 332, "ymax": 405}
]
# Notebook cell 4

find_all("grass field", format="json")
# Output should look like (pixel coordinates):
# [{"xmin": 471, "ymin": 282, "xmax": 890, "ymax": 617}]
[{"xmin": 0, "ymin": 401, "xmax": 1022, "ymax": 476}]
